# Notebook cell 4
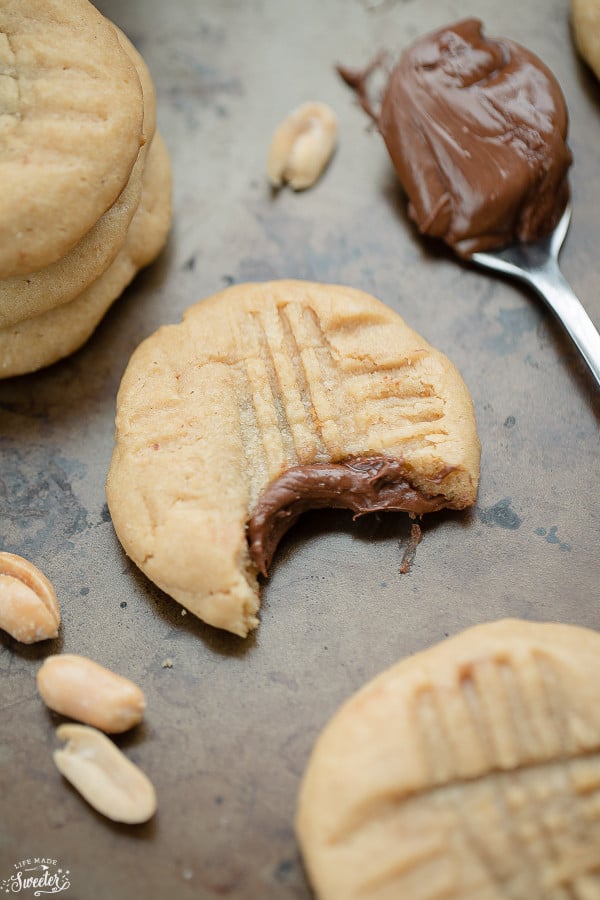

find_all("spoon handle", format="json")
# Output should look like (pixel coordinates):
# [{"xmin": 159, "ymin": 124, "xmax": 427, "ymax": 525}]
[{"xmin": 522, "ymin": 261, "xmax": 600, "ymax": 388}]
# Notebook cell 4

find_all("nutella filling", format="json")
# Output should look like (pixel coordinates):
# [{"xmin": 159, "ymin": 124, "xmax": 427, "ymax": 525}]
[
  {"xmin": 247, "ymin": 456, "xmax": 449, "ymax": 577},
  {"xmin": 349, "ymin": 19, "xmax": 572, "ymax": 256}
]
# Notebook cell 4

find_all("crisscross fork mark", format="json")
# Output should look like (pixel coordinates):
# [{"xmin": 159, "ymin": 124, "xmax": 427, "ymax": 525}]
[
  {"xmin": 1, "ymin": 33, "xmax": 21, "ymax": 119},
  {"xmin": 283, "ymin": 302, "xmax": 357, "ymax": 457}
]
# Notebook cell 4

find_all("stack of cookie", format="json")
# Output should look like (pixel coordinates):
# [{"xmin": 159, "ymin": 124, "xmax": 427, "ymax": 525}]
[{"xmin": 0, "ymin": 0, "xmax": 172, "ymax": 378}]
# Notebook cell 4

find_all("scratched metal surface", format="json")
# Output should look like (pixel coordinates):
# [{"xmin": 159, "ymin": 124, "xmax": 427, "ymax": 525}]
[{"xmin": 0, "ymin": 0, "xmax": 599, "ymax": 897}]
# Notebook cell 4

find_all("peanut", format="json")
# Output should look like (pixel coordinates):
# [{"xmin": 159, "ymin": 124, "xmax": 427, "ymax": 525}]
[
  {"xmin": 54, "ymin": 724, "xmax": 156, "ymax": 824},
  {"xmin": 0, "ymin": 551, "xmax": 60, "ymax": 643},
  {"xmin": 37, "ymin": 654, "xmax": 146, "ymax": 733},
  {"xmin": 267, "ymin": 101, "xmax": 337, "ymax": 190}
]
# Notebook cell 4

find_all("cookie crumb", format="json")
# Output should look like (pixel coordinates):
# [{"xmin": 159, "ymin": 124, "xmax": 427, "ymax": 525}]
[
  {"xmin": 180, "ymin": 609, "xmax": 187, "ymax": 616},
  {"xmin": 399, "ymin": 524, "xmax": 422, "ymax": 574},
  {"xmin": 161, "ymin": 658, "xmax": 173, "ymax": 669}
]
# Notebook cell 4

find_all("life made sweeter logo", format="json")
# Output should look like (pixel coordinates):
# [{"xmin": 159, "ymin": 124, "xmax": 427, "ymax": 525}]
[{"xmin": 1, "ymin": 859, "xmax": 70, "ymax": 895}]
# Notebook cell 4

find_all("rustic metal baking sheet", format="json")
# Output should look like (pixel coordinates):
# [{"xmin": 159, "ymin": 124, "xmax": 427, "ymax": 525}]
[{"xmin": 1, "ymin": 0, "xmax": 598, "ymax": 897}]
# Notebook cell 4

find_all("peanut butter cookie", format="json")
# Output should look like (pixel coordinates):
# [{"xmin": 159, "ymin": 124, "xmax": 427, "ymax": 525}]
[
  {"xmin": 107, "ymin": 281, "xmax": 480, "ymax": 637},
  {"xmin": 297, "ymin": 618, "xmax": 600, "ymax": 899},
  {"xmin": 0, "ymin": 26, "xmax": 156, "ymax": 328},
  {"xmin": 0, "ymin": 131, "xmax": 172, "ymax": 378},
  {"xmin": 0, "ymin": 0, "xmax": 144, "ymax": 277}
]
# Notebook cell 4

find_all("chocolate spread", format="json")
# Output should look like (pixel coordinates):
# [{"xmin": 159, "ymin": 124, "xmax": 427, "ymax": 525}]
[
  {"xmin": 375, "ymin": 19, "xmax": 572, "ymax": 256},
  {"xmin": 247, "ymin": 456, "xmax": 448, "ymax": 576}
]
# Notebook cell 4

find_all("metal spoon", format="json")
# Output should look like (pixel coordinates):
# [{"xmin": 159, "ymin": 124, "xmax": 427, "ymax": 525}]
[{"xmin": 470, "ymin": 204, "xmax": 600, "ymax": 387}]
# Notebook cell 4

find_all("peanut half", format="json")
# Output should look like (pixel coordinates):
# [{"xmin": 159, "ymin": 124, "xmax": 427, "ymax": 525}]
[
  {"xmin": 37, "ymin": 654, "xmax": 146, "ymax": 733},
  {"xmin": 267, "ymin": 101, "xmax": 337, "ymax": 190},
  {"xmin": 54, "ymin": 724, "xmax": 157, "ymax": 824},
  {"xmin": 0, "ymin": 551, "xmax": 60, "ymax": 643}
]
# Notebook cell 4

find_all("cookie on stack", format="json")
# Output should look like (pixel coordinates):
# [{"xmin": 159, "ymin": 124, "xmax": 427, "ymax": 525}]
[
  {"xmin": 572, "ymin": 0, "xmax": 600, "ymax": 80},
  {"xmin": 0, "ymin": 0, "xmax": 172, "ymax": 378}
]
